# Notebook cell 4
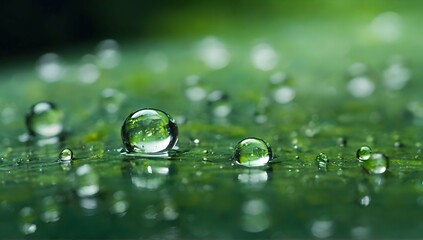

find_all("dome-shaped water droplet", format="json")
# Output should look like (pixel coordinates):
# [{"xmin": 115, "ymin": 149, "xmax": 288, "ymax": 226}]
[
  {"xmin": 74, "ymin": 164, "xmax": 99, "ymax": 197},
  {"xmin": 59, "ymin": 148, "xmax": 73, "ymax": 161},
  {"xmin": 121, "ymin": 108, "xmax": 178, "ymax": 154},
  {"xmin": 233, "ymin": 137, "xmax": 272, "ymax": 167},
  {"xmin": 25, "ymin": 102, "xmax": 64, "ymax": 138},
  {"xmin": 356, "ymin": 146, "xmax": 372, "ymax": 161},
  {"xmin": 362, "ymin": 153, "xmax": 389, "ymax": 174}
]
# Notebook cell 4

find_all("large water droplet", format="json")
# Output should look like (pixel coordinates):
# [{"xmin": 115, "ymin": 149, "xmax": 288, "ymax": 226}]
[
  {"xmin": 121, "ymin": 108, "xmax": 178, "ymax": 154},
  {"xmin": 234, "ymin": 137, "xmax": 272, "ymax": 167},
  {"xmin": 26, "ymin": 102, "xmax": 64, "ymax": 138},
  {"xmin": 362, "ymin": 153, "xmax": 389, "ymax": 174},
  {"xmin": 19, "ymin": 207, "xmax": 37, "ymax": 235},
  {"xmin": 356, "ymin": 146, "xmax": 372, "ymax": 161},
  {"xmin": 74, "ymin": 164, "xmax": 99, "ymax": 197},
  {"xmin": 36, "ymin": 53, "xmax": 65, "ymax": 82},
  {"xmin": 59, "ymin": 148, "xmax": 73, "ymax": 162}
]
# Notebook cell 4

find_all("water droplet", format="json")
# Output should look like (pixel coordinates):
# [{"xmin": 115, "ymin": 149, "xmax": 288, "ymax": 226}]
[
  {"xmin": 234, "ymin": 137, "xmax": 272, "ymax": 167},
  {"xmin": 36, "ymin": 53, "xmax": 65, "ymax": 82},
  {"xmin": 347, "ymin": 77, "xmax": 375, "ymax": 98},
  {"xmin": 96, "ymin": 39, "xmax": 121, "ymax": 69},
  {"xmin": 40, "ymin": 196, "xmax": 60, "ymax": 223},
  {"xmin": 74, "ymin": 164, "xmax": 99, "ymax": 197},
  {"xmin": 121, "ymin": 108, "xmax": 178, "ymax": 154},
  {"xmin": 370, "ymin": 11, "xmax": 402, "ymax": 43},
  {"xmin": 197, "ymin": 36, "xmax": 230, "ymax": 69},
  {"xmin": 362, "ymin": 153, "xmax": 389, "ymax": 174},
  {"xmin": 19, "ymin": 207, "xmax": 37, "ymax": 235},
  {"xmin": 58, "ymin": 148, "xmax": 73, "ymax": 161},
  {"xmin": 315, "ymin": 153, "xmax": 329, "ymax": 170},
  {"xmin": 242, "ymin": 199, "xmax": 270, "ymax": 232},
  {"xmin": 251, "ymin": 43, "xmax": 278, "ymax": 71},
  {"xmin": 26, "ymin": 102, "xmax": 64, "ymax": 138},
  {"xmin": 356, "ymin": 146, "xmax": 372, "ymax": 161}
]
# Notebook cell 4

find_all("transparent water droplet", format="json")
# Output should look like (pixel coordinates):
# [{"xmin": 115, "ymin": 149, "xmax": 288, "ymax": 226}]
[
  {"xmin": 110, "ymin": 190, "xmax": 129, "ymax": 216},
  {"xmin": 356, "ymin": 146, "xmax": 372, "ymax": 161},
  {"xmin": 59, "ymin": 148, "xmax": 73, "ymax": 161},
  {"xmin": 96, "ymin": 39, "xmax": 121, "ymax": 69},
  {"xmin": 36, "ymin": 53, "xmax": 65, "ymax": 82},
  {"xmin": 362, "ymin": 153, "xmax": 389, "ymax": 174},
  {"xmin": 347, "ymin": 77, "xmax": 375, "ymax": 98},
  {"xmin": 251, "ymin": 43, "xmax": 278, "ymax": 71},
  {"xmin": 242, "ymin": 199, "xmax": 270, "ymax": 232},
  {"xmin": 315, "ymin": 153, "xmax": 329, "ymax": 170},
  {"xmin": 19, "ymin": 207, "xmax": 37, "ymax": 235},
  {"xmin": 26, "ymin": 102, "xmax": 64, "ymax": 138},
  {"xmin": 74, "ymin": 164, "xmax": 99, "ymax": 197},
  {"xmin": 234, "ymin": 137, "xmax": 272, "ymax": 167},
  {"xmin": 197, "ymin": 36, "xmax": 230, "ymax": 69},
  {"xmin": 121, "ymin": 108, "xmax": 178, "ymax": 154},
  {"xmin": 40, "ymin": 196, "xmax": 60, "ymax": 223},
  {"xmin": 370, "ymin": 11, "xmax": 402, "ymax": 43}
]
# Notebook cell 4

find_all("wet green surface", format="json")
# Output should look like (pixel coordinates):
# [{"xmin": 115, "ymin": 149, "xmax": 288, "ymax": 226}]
[{"xmin": 2, "ymin": 3, "xmax": 423, "ymax": 239}]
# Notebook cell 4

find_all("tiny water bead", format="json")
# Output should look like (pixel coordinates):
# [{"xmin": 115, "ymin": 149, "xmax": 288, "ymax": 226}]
[
  {"xmin": 362, "ymin": 153, "xmax": 389, "ymax": 174},
  {"xmin": 233, "ymin": 137, "xmax": 272, "ymax": 167},
  {"xmin": 356, "ymin": 146, "xmax": 372, "ymax": 161},
  {"xmin": 59, "ymin": 148, "xmax": 73, "ymax": 161},
  {"xmin": 121, "ymin": 108, "xmax": 178, "ymax": 154},
  {"xmin": 25, "ymin": 102, "xmax": 64, "ymax": 138}
]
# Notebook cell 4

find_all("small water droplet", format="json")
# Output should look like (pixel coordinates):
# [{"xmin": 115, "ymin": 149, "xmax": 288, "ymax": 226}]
[
  {"xmin": 59, "ymin": 148, "xmax": 73, "ymax": 161},
  {"xmin": 74, "ymin": 164, "xmax": 99, "ymax": 197},
  {"xmin": 356, "ymin": 146, "xmax": 372, "ymax": 161},
  {"xmin": 315, "ymin": 153, "xmax": 329, "ymax": 170},
  {"xmin": 121, "ymin": 108, "xmax": 178, "ymax": 154},
  {"xmin": 19, "ymin": 207, "xmax": 37, "ymax": 235},
  {"xmin": 362, "ymin": 153, "xmax": 389, "ymax": 174},
  {"xmin": 26, "ymin": 102, "xmax": 64, "ymax": 138},
  {"xmin": 233, "ymin": 137, "xmax": 272, "ymax": 167}
]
